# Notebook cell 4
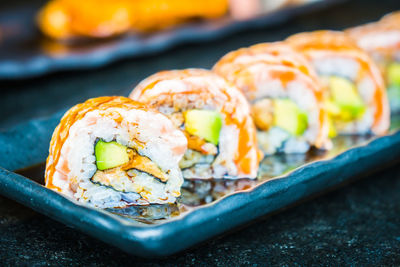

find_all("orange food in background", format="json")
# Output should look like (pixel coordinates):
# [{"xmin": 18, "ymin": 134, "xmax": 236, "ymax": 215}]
[
  {"xmin": 37, "ymin": 0, "xmax": 229, "ymax": 40},
  {"xmin": 37, "ymin": 0, "xmax": 72, "ymax": 39},
  {"xmin": 130, "ymin": 0, "xmax": 228, "ymax": 31}
]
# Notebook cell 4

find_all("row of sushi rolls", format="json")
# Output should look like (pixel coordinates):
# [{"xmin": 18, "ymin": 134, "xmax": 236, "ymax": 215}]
[{"xmin": 46, "ymin": 11, "xmax": 400, "ymax": 209}]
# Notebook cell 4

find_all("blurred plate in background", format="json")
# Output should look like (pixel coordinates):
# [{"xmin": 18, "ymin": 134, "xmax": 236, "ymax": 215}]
[{"xmin": 0, "ymin": 0, "xmax": 345, "ymax": 80}]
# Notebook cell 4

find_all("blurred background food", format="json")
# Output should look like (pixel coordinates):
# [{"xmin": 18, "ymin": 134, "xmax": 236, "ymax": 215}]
[
  {"xmin": 37, "ymin": 0, "xmax": 324, "ymax": 40},
  {"xmin": 229, "ymin": 0, "xmax": 320, "ymax": 20},
  {"xmin": 0, "ymin": 0, "xmax": 337, "ymax": 79},
  {"xmin": 346, "ymin": 11, "xmax": 400, "ymax": 112},
  {"xmin": 37, "ymin": 0, "xmax": 228, "ymax": 40}
]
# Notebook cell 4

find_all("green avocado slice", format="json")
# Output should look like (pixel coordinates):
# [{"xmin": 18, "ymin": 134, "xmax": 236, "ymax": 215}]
[
  {"xmin": 95, "ymin": 140, "xmax": 129, "ymax": 171},
  {"xmin": 273, "ymin": 99, "xmax": 308, "ymax": 136},
  {"xmin": 184, "ymin": 109, "xmax": 222, "ymax": 145},
  {"xmin": 328, "ymin": 76, "xmax": 366, "ymax": 121},
  {"xmin": 387, "ymin": 62, "xmax": 400, "ymax": 87},
  {"xmin": 327, "ymin": 115, "xmax": 337, "ymax": 138}
]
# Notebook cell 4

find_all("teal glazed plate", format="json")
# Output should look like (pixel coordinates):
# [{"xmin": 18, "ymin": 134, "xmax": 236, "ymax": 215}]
[{"xmin": 0, "ymin": 112, "xmax": 399, "ymax": 257}]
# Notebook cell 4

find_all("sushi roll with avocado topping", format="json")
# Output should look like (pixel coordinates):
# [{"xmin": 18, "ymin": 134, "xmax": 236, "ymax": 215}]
[
  {"xmin": 287, "ymin": 30, "xmax": 390, "ymax": 135},
  {"xmin": 45, "ymin": 96, "xmax": 187, "ymax": 208},
  {"xmin": 347, "ymin": 11, "xmax": 400, "ymax": 113},
  {"xmin": 129, "ymin": 69, "xmax": 263, "ymax": 179},
  {"xmin": 213, "ymin": 42, "xmax": 331, "ymax": 155}
]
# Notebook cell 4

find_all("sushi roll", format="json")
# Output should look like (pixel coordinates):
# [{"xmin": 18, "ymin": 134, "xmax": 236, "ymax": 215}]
[
  {"xmin": 287, "ymin": 31, "xmax": 390, "ymax": 135},
  {"xmin": 45, "ymin": 96, "xmax": 187, "ymax": 208},
  {"xmin": 213, "ymin": 42, "xmax": 331, "ymax": 155},
  {"xmin": 37, "ymin": 0, "xmax": 133, "ymax": 40},
  {"xmin": 346, "ymin": 12, "xmax": 400, "ymax": 112},
  {"xmin": 129, "ymin": 69, "xmax": 262, "ymax": 179},
  {"xmin": 37, "ymin": 0, "xmax": 228, "ymax": 40},
  {"xmin": 229, "ymin": 0, "xmax": 290, "ymax": 20}
]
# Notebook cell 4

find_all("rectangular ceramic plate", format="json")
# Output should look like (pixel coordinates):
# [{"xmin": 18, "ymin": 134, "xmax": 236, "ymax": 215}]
[
  {"xmin": 0, "ymin": 111, "xmax": 399, "ymax": 257},
  {"xmin": 0, "ymin": 0, "xmax": 345, "ymax": 79}
]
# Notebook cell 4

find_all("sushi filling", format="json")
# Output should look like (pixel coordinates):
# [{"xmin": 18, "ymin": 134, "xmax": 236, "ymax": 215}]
[
  {"xmin": 251, "ymin": 98, "xmax": 310, "ymax": 154},
  {"xmin": 323, "ymin": 76, "xmax": 367, "ymax": 133},
  {"xmin": 386, "ymin": 62, "xmax": 400, "ymax": 112},
  {"xmin": 313, "ymin": 57, "xmax": 374, "ymax": 134},
  {"xmin": 91, "ymin": 139, "xmax": 169, "ymax": 197},
  {"xmin": 166, "ymin": 109, "xmax": 227, "ymax": 178}
]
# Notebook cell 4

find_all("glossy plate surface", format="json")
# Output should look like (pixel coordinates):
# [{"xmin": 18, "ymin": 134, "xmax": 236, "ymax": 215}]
[
  {"xmin": 0, "ymin": 0, "xmax": 344, "ymax": 79},
  {"xmin": 0, "ymin": 112, "xmax": 399, "ymax": 257}
]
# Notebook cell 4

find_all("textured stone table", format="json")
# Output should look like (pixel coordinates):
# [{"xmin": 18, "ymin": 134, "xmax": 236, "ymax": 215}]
[{"xmin": 1, "ymin": 0, "xmax": 400, "ymax": 265}]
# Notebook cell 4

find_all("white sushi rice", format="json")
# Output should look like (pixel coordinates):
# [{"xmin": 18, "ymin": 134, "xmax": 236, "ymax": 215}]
[
  {"xmin": 52, "ymin": 108, "xmax": 186, "ymax": 208},
  {"xmin": 257, "ymin": 127, "xmax": 310, "ymax": 155},
  {"xmin": 313, "ymin": 57, "xmax": 360, "ymax": 81},
  {"xmin": 312, "ymin": 57, "xmax": 375, "ymax": 134}
]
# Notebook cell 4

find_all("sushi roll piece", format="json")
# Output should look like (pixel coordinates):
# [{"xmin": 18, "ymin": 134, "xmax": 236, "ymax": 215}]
[
  {"xmin": 213, "ymin": 42, "xmax": 331, "ymax": 155},
  {"xmin": 45, "ymin": 96, "xmax": 187, "ymax": 208},
  {"xmin": 129, "ymin": 69, "xmax": 262, "ymax": 179},
  {"xmin": 346, "ymin": 12, "xmax": 400, "ymax": 113},
  {"xmin": 37, "ymin": 0, "xmax": 228, "ymax": 40},
  {"xmin": 229, "ymin": 0, "xmax": 291, "ymax": 20},
  {"xmin": 37, "ymin": 0, "xmax": 133, "ymax": 40},
  {"xmin": 287, "ymin": 31, "xmax": 390, "ymax": 135}
]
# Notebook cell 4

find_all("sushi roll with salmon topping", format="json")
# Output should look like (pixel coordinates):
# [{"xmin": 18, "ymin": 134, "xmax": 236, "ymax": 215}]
[
  {"xmin": 213, "ymin": 42, "xmax": 331, "ymax": 155},
  {"xmin": 287, "ymin": 30, "xmax": 390, "ymax": 135},
  {"xmin": 45, "ymin": 96, "xmax": 187, "ymax": 208},
  {"xmin": 129, "ymin": 69, "xmax": 262, "ymax": 179},
  {"xmin": 347, "ymin": 12, "xmax": 400, "ymax": 113}
]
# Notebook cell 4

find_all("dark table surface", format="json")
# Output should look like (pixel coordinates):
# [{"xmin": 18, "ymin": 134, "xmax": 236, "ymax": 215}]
[{"xmin": 1, "ymin": 0, "xmax": 400, "ymax": 265}]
